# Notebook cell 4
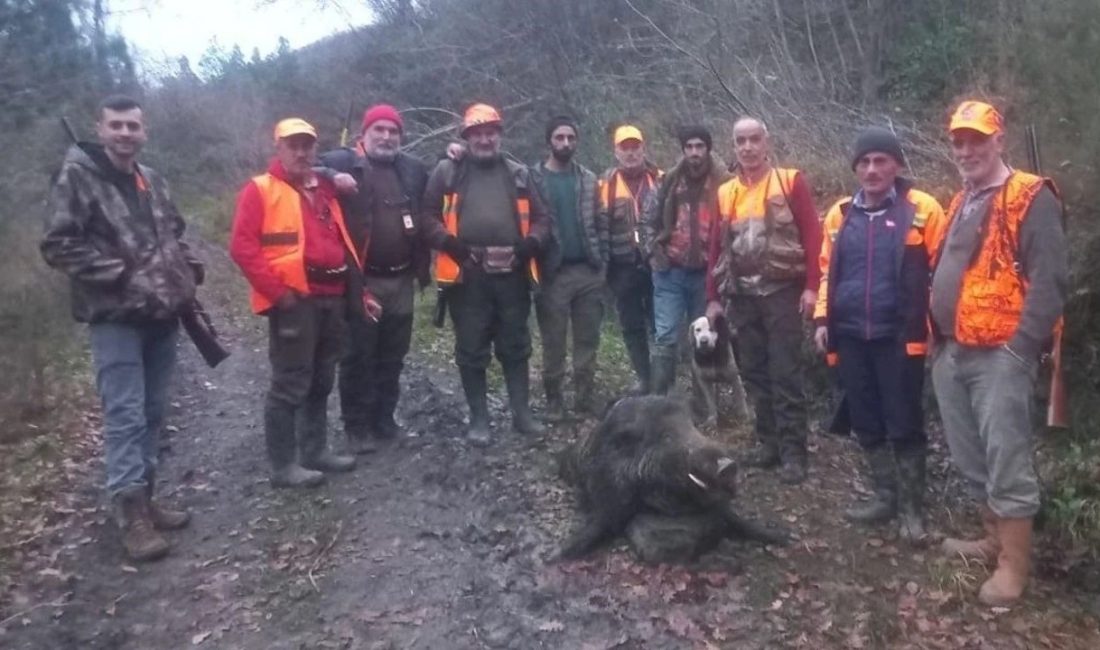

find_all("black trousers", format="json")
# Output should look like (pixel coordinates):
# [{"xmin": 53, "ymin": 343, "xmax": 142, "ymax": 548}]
[
  {"xmin": 607, "ymin": 262, "xmax": 654, "ymax": 381},
  {"xmin": 834, "ymin": 334, "xmax": 926, "ymax": 451},
  {"xmin": 338, "ymin": 273, "xmax": 414, "ymax": 436},
  {"xmin": 449, "ymin": 268, "xmax": 531, "ymax": 370},
  {"xmin": 264, "ymin": 295, "xmax": 346, "ymax": 467}
]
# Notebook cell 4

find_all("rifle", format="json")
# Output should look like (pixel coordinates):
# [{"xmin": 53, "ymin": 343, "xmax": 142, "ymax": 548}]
[
  {"xmin": 339, "ymin": 100, "xmax": 354, "ymax": 148},
  {"xmin": 1025, "ymin": 124, "xmax": 1068, "ymax": 429},
  {"xmin": 59, "ymin": 117, "xmax": 230, "ymax": 368}
]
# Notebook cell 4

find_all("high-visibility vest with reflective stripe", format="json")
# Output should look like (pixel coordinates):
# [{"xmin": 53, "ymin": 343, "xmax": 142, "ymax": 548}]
[
  {"xmin": 435, "ymin": 191, "xmax": 539, "ymax": 286},
  {"xmin": 940, "ymin": 171, "xmax": 1057, "ymax": 346},
  {"xmin": 249, "ymin": 173, "xmax": 360, "ymax": 314}
]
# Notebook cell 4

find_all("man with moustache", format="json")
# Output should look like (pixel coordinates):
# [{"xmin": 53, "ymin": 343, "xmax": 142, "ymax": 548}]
[
  {"xmin": 706, "ymin": 117, "xmax": 821, "ymax": 484},
  {"xmin": 598, "ymin": 125, "xmax": 662, "ymax": 394},
  {"xmin": 230, "ymin": 118, "xmax": 372, "ymax": 488},
  {"xmin": 644, "ymin": 126, "xmax": 729, "ymax": 397},
  {"xmin": 529, "ymin": 116, "xmax": 603, "ymax": 420},
  {"xmin": 814, "ymin": 127, "xmax": 946, "ymax": 543},
  {"xmin": 318, "ymin": 105, "xmax": 430, "ymax": 453},
  {"xmin": 931, "ymin": 101, "xmax": 1067, "ymax": 606},
  {"xmin": 422, "ymin": 104, "xmax": 552, "ymax": 445},
  {"xmin": 42, "ymin": 95, "xmax": 201, "ymax": 561}
]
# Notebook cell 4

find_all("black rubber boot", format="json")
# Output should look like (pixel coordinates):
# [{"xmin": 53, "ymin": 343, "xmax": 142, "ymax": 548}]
[
  {"xmin": 503, "ymin": 361, "xmax": 544, "ymax": 435},
  {"xmin": 542, "ymin": 378, "xmax": 566, "ymax": 423},
  {"xmin": 896, "ymin": 446, "xmax": 928, "ymax": 543},
  {"xmin": 649, "ymin": 346, "xmax": 678, "ymax": 396},
  {"xmin": 460, "ymin": 366, "xmax": 492, "ymax": 446},
  {"xmin": 845, "ymin": 444, "xmax": 898, "ymax": 523},
  {"xmin": 625, "ymin": 335, "xmax": 651, "ymax": 395}
]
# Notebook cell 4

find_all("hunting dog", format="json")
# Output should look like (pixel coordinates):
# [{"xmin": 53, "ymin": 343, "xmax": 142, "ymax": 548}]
[{"xmin": 690, "ymin": 315, "xmax": 750, "ymax": 426}]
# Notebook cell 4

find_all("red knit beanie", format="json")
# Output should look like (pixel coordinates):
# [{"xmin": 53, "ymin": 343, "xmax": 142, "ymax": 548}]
[{"xmin": 361, "ymin": 104, "xmax": 403, "ymax": 133}]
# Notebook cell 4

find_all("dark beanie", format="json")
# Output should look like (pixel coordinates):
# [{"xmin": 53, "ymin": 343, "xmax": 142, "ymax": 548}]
[
  {"xmin": 851, "ymin": 127, "xmax": 905, "ymax": 170},
  {"xmin": 677, "ymin": 125, "xmax": 712, "ymax": 151},
  {"xmin": 545, "ymin": 115, "xmax": 579, "ymax": 143}
]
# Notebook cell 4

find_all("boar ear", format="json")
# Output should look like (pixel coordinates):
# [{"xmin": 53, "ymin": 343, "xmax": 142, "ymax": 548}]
[{"xmin": 716, "ymin": 457, "xmax": 735, "ymax": 474}]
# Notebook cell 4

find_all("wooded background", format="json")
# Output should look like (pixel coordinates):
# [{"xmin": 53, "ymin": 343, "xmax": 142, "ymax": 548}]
[{"xmin": 2, "ymin": 0, "xmax": 1098, "ymax": 556}]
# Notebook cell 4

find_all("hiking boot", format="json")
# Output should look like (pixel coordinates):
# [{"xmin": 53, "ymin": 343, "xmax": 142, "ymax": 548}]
[
  {"xmin": 845, "ymin": 444, "xmax": 897, "ymax": 524},
  {"xmin": 302, "ymin": 450, "xmax": 357, "ymax": 473},
  {"xmin": 271, "ymin": 463, "xmax": 326, "ymax": 488},
  {"xmin": 649, "ymin": 347, "xmax": 677, "ymax": 396},
  {"xmin": 113, "ymin": 486, "xmax": 169, "ymax": 562},
  {"xmin": 504, "ymin": 361, "xmax": 544, "ymax": 435},
  {"xmin": 744, "ymin": 443, "xmax": 781, "ymax": 469},
  {"xmin": 461, "ymin": 366, "xmax": 492, "ymax": 447},
  {"xmin": 144, "ymin": 471, "xmax": 190, "ymax": 531},
  {"xmin": 942, "ymin": 505, "xmax": 1000, "ymax": 563},
  {"xmin": 979, "ymin": 516, "xmax": 1033, "ymax": 606},
  {"xmin": 895, "ymin": 447, "xmax": 927, "ymax": 544}
]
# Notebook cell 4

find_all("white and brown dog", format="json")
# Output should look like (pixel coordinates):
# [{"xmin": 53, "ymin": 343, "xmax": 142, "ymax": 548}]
[{"xmin": 690, "ymin": 315, "xmax": 751, "ymax": 426}]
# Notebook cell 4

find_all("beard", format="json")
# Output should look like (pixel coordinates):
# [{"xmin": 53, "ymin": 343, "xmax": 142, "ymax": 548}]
[{"xmin": 551, "ymin": 147, "xmax": 575, "ymax": 164}]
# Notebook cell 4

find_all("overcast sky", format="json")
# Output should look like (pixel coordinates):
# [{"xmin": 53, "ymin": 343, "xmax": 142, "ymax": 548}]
[{"xmin": 109, "ymin": 0, "xmax": 374, "ymax": 72}]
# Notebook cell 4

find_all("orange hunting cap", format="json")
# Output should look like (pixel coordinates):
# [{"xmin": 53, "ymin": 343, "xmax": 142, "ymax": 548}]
[
  {"xmin": 613, "ymin": 124, "xmax": 644, "ymax": 145},
  {"xmin": 949, "ymin": 101, "xmax": 1004, "ymax": 136},
  {"xmin": 273, "ymin": 117, "xmax": 317, "ymax": 142},
  {"xmin": 461, "ymin": 103, "xmax": 503, "ymax": 137}
]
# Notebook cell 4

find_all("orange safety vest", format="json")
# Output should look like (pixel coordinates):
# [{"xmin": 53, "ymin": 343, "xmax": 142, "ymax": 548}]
[
  {"xmin": 435, "ymin": 187, "xmax": 539, "ymax": 286},
  {"xmin": 249, "ymin": 173, "xmax": 360, "ymax": 314},
  {"xmin": 940, "ymin": 170, "xmax": 1059, "ymax": 346}
]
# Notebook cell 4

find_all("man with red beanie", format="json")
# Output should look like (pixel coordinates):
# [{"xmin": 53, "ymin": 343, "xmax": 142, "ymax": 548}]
[{"xmin": 317, "ymin": 104, "xmax": 430, "ymax": 453}]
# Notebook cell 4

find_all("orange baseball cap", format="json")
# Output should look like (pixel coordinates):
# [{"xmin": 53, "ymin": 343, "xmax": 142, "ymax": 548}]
[
  {"xmin": 273, "ymin": 118, "xmax": 317, "ymax": 142},
  {"xmin": 949, "ymin": 101, "xmax": 1004, "ymax": 136},
  {"xmin": 613, "ymin": 125, "xmax": 644, "ymax": 145}
]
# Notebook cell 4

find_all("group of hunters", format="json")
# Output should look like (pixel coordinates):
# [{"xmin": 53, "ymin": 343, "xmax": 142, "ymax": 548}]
[{"xmin": 42, "ymin": 94, "xmax": 1066, "ymax": 609}]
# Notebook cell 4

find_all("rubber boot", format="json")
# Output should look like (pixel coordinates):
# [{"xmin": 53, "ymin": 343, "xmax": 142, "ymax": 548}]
[
  {"xmin": 979, "ymin": 517, "xmax": 1033, "ymax": 606},
  {"xmin": 778, "ymin": 449, "xmax": 808, "ymax": 485},
  {"xmin": 895, "ymin": 447, "xmax": 927, "ymax": 543},
  {"xmin": 374, "ymin": 358, "xmax": 406, "ymax": 441},
  {"xmin": 460, "ymin": 366, "xmax": 492, "ymax": 446},
  {"xmin": 113, "ymin": 486, "xmax": 169, "ymax": 562},
  {"xmin": 942, "ymin": 505, "xmax": 1000, "ymax": 563},
  {"xmin": 271, "ymin": 463, "xmax": 326, "ymax": 488},
  {"xmin": 625, "ymin": 335, "xmax": 651, "ymax": 395},
  {"xmin": 845, "ymin": 444, "xmax": 897, "ymax": 523},
  {"xmin": 299, "ymin": 397, "xmax": 357, "ymax": 473},
  {"xmin": 573, "ymin": 373, "xmax": 602, "ymax": 418},
  {"xmin": 744, "ymin": 443, "xmax": 781, "ymax": 469},
  {"xmin": 542, "ymin": 378, "xmax": 566, "ymax": 423},
  {"xmin": 649, "ymin": 346, "xmax": 677, "ymax": 396},
  {"xmin": 504, "ymin": 361, "xmax": 544, "ymax": 435},
  {"xmin": 144, "ymin": 471, "xmax": 190, "ymax": 531},
  {"xmin": 347, "ymin": 431, "xmax": 380, "ymax": 455}
]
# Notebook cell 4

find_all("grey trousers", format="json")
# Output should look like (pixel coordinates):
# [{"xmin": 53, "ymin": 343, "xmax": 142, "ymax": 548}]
[
  {"xmin": 535, "ymin": 263, "xmax": 605, "ymax": 391},
  {"xmin": 931, "ymin": 339, "xmax": 1041, "ymax": 518}
]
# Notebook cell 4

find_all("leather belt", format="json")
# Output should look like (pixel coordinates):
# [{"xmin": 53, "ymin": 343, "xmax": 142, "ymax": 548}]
[{"xmin": 305, "ymin": 264, "xmax": 348, "ymax": 284}]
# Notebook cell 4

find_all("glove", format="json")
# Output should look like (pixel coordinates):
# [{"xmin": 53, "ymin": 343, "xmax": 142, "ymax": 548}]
[
  {"xmin": 514, "ymin": 236, "xmax": 540, "ymax": 260},
  {"xmin": 442, "ymin": 235, "xmax": 471, "ymax": 263}
]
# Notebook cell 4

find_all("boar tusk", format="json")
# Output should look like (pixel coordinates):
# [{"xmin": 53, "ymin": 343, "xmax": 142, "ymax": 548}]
[
  {"xmin": 688, "ymin": 473, "xmax": 708, "ymax": 489},
  {"xmin": 717, "ymin": 457, "xmax": 734, "ymax": 473}
]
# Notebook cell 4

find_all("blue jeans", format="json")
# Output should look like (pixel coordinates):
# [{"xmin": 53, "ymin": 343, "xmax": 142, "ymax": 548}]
[
  {"xmin": 89, "ymin": 320, "xmax": 179, "ymax": 495},
  {"xmin": 652, "ymin": 267, "xmax": 706, "ymax": 347}
]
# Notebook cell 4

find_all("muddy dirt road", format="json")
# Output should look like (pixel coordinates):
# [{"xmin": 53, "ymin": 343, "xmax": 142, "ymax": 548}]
[{"xmin": 2, "ymin": 251, "xmax": 1098, "ymax": 649}]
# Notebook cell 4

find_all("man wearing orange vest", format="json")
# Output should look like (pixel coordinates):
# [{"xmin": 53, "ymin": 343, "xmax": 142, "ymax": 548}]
[
  {"xmin": 931, "ymin": 101, "xmax": 1067, "ymax": 606},
  {"xmin": 230, "ymin": 118, "xmax": 377, "ymax": 488},
  {"xmin": 814, "ymin": 127, "xmax": 947, "ymax": 543},
  {"xmin": 598, "ymin": 125, "xmax": 662, "ymax": 394},
  {"xmin": 706, "ymin": 117, "xmax": 822, "ymax": 484},
  {"xmin": 421, "ymin": 104, "xmax": 552, "ymax": 445}
]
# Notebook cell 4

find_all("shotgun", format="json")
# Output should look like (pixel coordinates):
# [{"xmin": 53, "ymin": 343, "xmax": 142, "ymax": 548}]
[
  {"xmin": 1025, "ymin": 124, "xmax": 1068, "ymax": 429},
  {"xmin": 60, "ymin": 117, "xmax": 230, "ymax": 368}
]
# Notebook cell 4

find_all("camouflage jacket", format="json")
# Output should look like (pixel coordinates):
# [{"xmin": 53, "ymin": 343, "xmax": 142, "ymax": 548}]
[{"xmin": 41, "ymin": 143, "xmax": 200, "ymax": 323}]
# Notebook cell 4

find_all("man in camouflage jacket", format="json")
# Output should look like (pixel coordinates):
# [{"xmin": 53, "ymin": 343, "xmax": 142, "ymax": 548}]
[{"xmin": 41, "ymin": 96, "xmax": 200, "ymax": 562}]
